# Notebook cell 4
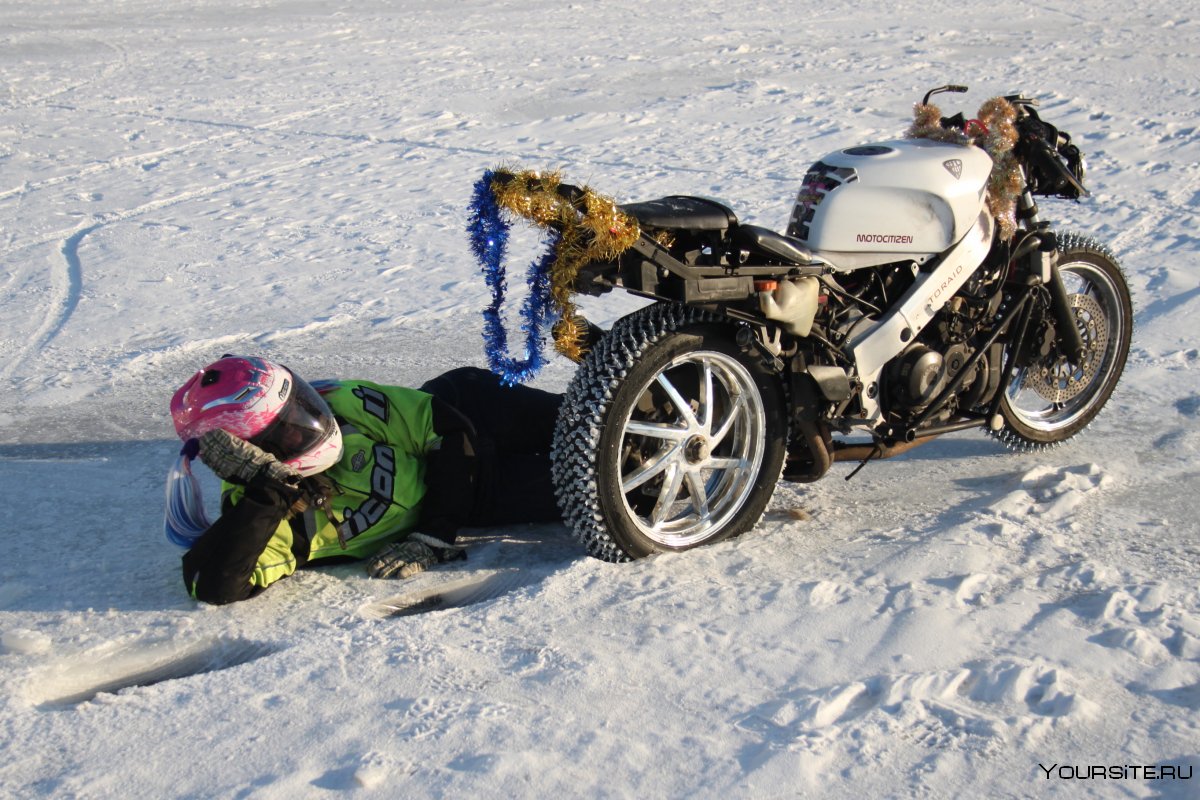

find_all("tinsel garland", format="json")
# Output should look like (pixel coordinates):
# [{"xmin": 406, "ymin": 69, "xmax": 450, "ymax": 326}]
[
  {"xmin": 906, "ymin": 97, "xmax": 1022, "ymax": 240},
  {"xmin": 466, "ymin": 167, "xmax": 639, "ymax": 383}
]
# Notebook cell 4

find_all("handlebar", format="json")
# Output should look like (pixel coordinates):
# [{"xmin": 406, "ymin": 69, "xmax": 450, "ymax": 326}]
[{"xmin": 921, "ymin": 84, "xmax": 967, "ymax": 106}]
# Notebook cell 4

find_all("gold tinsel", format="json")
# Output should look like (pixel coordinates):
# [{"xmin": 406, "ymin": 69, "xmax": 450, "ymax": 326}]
[
  {"xmin": 905, "ymin": 103, "xmax": 971, "ymax": 145},
  {"xmin": 906, "ymin": 97, "xmax": 1023, "ymax": 241},
  {"xmin": 490, "ymin": 167, "xmax": 640, "ymax": 361}
]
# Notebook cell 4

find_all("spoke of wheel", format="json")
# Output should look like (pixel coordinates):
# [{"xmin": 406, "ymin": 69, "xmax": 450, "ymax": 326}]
[
  {"xmin": 625, "ymin": 420, "xmax": 690, "ymax": 441},
  {"xmin": 698, "ymin": 361, "xmax": 715, "ymax": 432},
  {"xmin": 656, "ymin": 373, "xmax": 699, "ymax": 429},
  {"xmin": 685, "ymin": 470, "xmax": 710, "ymax": 521},
  {"xmin": 621, "ymin": 443, "xmax": 681, "ymax": 493},
  {"xmin": 706, "ymin": 456, "xmax": 745, "ymax": 471},
  {"xmin": 709, "ymin": 390, "xmax": 746, "ymax": 447},
  {"xmin": 651, "ymin": 462, "xmax": 685, "ymax": 528}
]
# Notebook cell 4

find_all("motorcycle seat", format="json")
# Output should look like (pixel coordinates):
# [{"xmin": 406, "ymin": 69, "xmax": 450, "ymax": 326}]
[
  {"xmin": 734, "ymin": 224, "xmax": 815, "ymax": 265},
  {"xmin": 618, "ymin": 195, "xmax": 738, "ymax": 231}
]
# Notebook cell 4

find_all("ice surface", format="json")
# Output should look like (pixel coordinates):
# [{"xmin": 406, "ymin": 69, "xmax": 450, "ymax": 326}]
[{"xmin": 1, "ymin": 1, "xmax": 1198, "ymax": 797}]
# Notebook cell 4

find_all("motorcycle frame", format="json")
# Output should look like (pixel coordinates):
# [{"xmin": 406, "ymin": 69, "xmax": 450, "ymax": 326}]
[
  {"xmin": 561, "ymin": 170, "xmax": 1082, "ymax": 449},
  {"xmin": 846, "ymin": 209, "xmax": 995, "ymax": 423}
]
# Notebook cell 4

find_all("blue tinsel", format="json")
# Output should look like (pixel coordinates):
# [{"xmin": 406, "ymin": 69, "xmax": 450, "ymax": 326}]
[{"xmin": 467, "ymin": 170, "xmax": 561, "ymax": 385}]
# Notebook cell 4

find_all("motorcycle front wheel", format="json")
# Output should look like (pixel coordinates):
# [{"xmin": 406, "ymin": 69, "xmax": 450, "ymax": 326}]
[
  {"xmin": 997, "ymin": 233, "xmax": 1133, "ymax": 448},
  {"xmin": 552, "ymin": 303, "xmax": 787, "ymax": 562}
]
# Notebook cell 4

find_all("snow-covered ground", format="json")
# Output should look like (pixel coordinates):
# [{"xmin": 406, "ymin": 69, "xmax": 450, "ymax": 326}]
[{"xmin": 2, "ymin": 1, "xmax": 1198, "ymax": 797}]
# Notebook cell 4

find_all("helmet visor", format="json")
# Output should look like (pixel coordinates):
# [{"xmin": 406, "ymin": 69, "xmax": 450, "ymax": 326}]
[{"xmin": 249, "ymin": 375, "xmax": 336, "ymax": 462}]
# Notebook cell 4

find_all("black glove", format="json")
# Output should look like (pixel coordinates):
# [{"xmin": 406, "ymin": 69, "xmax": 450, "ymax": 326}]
[
  {"xmin": 366, "ymin": 533, "xmax": 466, "ymax": 579},
  {"xmin": 197, "ymin": 429, "xmax": 302, "ymax": 490}
]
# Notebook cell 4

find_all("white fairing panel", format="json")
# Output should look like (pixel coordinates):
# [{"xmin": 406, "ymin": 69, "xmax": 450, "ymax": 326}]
[
  {"xmin": 848, "ymin": 208, "xmax": 996, "ymax": 422},
  {"xmin": 789, "ymin": 139, "xmax": 992, "ymax": 264}
]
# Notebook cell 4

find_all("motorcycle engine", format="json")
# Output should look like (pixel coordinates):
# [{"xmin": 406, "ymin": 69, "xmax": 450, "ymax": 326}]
[
  {"xmin": 813, "ymin": 254, "xmax": 1007, "ymax": 422},
  {"xmin": 890, "ymin": 345, "xmax": 944, "ymax": 409},
  {"xmin": 887, "ymin": 342, "xmax": 986, "ymax": 414}
]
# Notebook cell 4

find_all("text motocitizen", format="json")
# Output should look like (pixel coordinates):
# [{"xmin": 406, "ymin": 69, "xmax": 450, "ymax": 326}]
[{"xmin": 856, "ymin": 233, "xmax": 914, "ymax": 244}]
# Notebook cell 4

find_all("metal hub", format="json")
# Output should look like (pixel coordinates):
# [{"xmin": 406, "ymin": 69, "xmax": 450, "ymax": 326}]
[{"xmin": 685, "ymin": 435, "xmax": 711, "ymax": 464}]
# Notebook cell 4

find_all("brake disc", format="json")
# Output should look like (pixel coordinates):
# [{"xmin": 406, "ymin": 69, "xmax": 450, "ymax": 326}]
[{"xmin": 1022, "ymin": 293, "xmax": 1108, "ymax": 403}]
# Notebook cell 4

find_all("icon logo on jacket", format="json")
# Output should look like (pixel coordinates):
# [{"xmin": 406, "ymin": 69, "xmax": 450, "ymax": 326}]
[
  {"xmin": 352, "ymin": 385, "xmax": 389, "ymax": 422},
  {"xmin": 338, "ymin": 444, "xmax": 397, "ymax": 543}
]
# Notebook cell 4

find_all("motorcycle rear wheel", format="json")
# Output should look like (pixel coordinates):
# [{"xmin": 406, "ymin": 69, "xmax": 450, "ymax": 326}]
[
  {"xmin": 552, "ymin": 303, "xmax": 787, "ymax": 562},
  {"xmin": 997, "ymin": 233, "xmax": 1132, "ymax": 448}
]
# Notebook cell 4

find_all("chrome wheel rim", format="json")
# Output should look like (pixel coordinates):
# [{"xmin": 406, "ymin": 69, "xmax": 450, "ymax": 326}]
[{"xmin": 615, "ymin": 351, "xmax": 766, "ymax": 547}]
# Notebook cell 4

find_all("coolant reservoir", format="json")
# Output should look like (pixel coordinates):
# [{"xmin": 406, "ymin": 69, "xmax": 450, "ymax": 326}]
[{"xmin": 758, "ymin": 276, "xmax": 819, "ymax": 337}]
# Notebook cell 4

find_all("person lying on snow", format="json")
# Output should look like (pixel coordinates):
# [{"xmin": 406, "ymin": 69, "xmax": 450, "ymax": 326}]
[{"xmin": 165, "ymin": 355, "xmax": 563, "ymax": 605}]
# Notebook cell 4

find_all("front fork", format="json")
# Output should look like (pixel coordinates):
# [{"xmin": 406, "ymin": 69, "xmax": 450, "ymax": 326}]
[
  {"xmin": 1045, "ymin": 251, "xmax": 1086, "ymax": 363},
  {"xmin": 1019, "ymin": 185, "xmax": 1086, "ymax": 363}
]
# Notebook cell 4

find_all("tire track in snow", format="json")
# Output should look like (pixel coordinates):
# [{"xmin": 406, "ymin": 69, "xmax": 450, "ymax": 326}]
[
  {"xmin": 1, "ymin": 100, "xmax": 796, "ymax": 211},
  {"xmin": 4, "ymin": 38, "xmax": 129, "ymax": 110},
  {"xmin": 0, "ymin": 102, "xmax": 356, "ymax": 203},
  {"xmin": 0, "ymin": 98, "xmax": 799, "ymax": 381},
  {"xmin": 0, "ymin": 140, "xmax": 377, "ymax": 381},
  {"xmin": 51, "ymin": 224, "xmax": 92, "ymax": 352},
  {"xmin": 0, "ymin": 103, "xmax": 452, "ymax": 379}
]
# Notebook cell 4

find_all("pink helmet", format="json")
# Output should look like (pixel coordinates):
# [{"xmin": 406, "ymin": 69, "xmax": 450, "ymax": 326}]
[{"xmin": 170, "ymin": 355, "xmax": 343, "ymax": 477}]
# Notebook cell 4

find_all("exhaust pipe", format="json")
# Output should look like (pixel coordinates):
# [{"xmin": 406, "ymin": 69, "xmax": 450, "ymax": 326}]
[{"xmin": 783, "ymin": 418, "xmax": 832, "ymax": 483}]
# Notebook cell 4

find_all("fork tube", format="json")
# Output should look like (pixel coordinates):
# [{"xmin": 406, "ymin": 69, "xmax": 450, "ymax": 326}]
[
  {"xmin": 1047, "ymin": 260, "xmax": 1086, "ymax": 363},
  {"xmin": 986, "ymin": 285, "xmax": 1037, "ymax": 425}
]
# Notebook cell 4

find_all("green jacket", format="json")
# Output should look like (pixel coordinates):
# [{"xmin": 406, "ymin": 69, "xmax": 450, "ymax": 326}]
[{"xmin": 224, "ymin": 380, "xmax": 440, "ymax": 590}]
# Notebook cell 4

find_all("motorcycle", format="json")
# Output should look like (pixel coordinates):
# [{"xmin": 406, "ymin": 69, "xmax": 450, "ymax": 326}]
[{"xmin": 538, "ymin": 86, "xmax": 1132, "ymax": 562}]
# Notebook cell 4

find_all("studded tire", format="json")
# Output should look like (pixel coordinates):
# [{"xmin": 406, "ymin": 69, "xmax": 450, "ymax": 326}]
[
  {"xmin": 995, "ymin": 233, "xmax": 1133, "ymax": 449},
  {"xmin": 551, "ymin": 303, "xmax": 787, "ymax": 562}
]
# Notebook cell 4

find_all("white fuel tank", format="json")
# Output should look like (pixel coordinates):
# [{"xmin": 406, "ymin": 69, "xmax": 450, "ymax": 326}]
[{"xmin": 787, "ymin": 139, "xmax": 993, "ymax": 266}]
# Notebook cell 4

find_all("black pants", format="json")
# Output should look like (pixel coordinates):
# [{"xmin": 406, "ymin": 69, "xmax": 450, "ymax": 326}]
[{"xmin": 420, "ymin": 367, "xmax": 563, "ymax": 530}]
